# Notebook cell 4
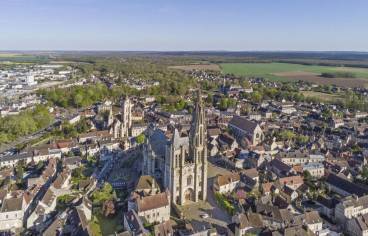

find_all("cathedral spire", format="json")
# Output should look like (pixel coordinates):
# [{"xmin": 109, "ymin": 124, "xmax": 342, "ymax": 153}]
[{"xmin": 190, "ymin": 89, "xmax": 206, "ymax": 158}]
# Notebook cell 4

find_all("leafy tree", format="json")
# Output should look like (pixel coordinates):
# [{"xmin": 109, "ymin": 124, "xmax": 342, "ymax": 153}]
[
  {"xmin": 278, "ymin": 130, "xmax": 296, "ymax": 141},
  {"xmin": 361, "ymin": 165, "xmax": 368, "ymax": 183},
  {"xmin": 91, "ymin": 183, "xmax": 115, "ymax": 204},
  {"xmin": 296, "ymin": 135, "xmax": 309, "ymax": 145},
  {"xmin": 136, "ymin": 134, "xmax": 145, "ymax": 144}
]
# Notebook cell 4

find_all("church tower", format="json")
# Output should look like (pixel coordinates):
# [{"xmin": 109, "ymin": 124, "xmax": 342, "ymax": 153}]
[
  {"xmin": 189, "ymin": 90, "xmax": 207, "ymax": 202},
  {"xmin": 121, "ymin": 97, "xmax": 132, "ymax": 138}
]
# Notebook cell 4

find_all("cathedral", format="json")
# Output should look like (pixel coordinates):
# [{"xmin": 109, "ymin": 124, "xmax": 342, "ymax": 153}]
[
  {"xmin": 108, "ymin": 97, "xmax": 133, "ymax": 140},
  {"xmin": 143, "ymin": 91, "xmax": 207, "ymax": 205}
]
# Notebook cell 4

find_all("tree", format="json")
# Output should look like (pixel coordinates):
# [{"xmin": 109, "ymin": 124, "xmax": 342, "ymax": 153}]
[
  {"xmin": 361, "ymin": 165, "xmax": 368, "ymax": 183},
  {"xmin": 278, "ymin": 130, "xmax": 296, "ymax": 141},
  {"xmin": 303, "ymin": 170, "xmax": 312, "ymax": 183},
  {"xmin": 251, "ymin": 91, "xmax": 262, "ymax": 103},
  {"xmin": 296, "ymin": 135, "xmax": 309, "ymax": 145},
  {"xmin": 91, "ymin": 183, "xmax": 115, "ymax": 205},
  {"xmin": 136, "ymin": 134, "xmax": 145, "ymax": 144}
]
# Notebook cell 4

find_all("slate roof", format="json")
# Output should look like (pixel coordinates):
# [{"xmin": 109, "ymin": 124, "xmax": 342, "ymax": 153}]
[
  {"xmin": 229, "ymin": 116, "xmax": 258, "ymax": 133},
  {"xmin": 326, "ymin": 173, "xmax": 368, "ymax": 197},
  {"xmin": 148, "ymin": 128, "xmax": 167, "ymax": 157},
  {"xmin": 269, "ymin": 158, "xmax": 292, "ymax": 174}
]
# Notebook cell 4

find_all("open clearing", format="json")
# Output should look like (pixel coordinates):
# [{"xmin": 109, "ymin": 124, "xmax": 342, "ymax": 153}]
[
  {"xmin": 169, "ymin": 64, "xmax": 221, "ymax": 71},
  {"xmin": 301, "ymin": 91, "xmax": 343, "ymax": 102},
  {"xmin": 220, "ymin": 63, "xmax": 368, "ymax": 87}
]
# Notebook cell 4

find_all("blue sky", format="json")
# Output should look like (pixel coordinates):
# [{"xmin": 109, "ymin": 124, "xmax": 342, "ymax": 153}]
[{"xmin": 1, "ymin": 0, "xmax": 367, "ymax": 51}]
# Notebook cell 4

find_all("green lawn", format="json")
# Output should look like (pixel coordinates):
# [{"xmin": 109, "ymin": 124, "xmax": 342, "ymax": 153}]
[
  {"xmin": 90, "ymin": 213, "xmax": 122, "ymax": 236},
  {"xmin": 220, "ymin": 62, "xmax": 368, "ymax": 81}
]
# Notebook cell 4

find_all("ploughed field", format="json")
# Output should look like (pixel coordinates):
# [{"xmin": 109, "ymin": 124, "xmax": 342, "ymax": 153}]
[{"xmin": 220, "ymin": 62, "xmax": 368, "ymax": 88}]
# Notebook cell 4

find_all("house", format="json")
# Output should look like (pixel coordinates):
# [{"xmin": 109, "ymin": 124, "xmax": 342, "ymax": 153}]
[
  {"xmin": 228, "ymin": 116, "xmax": 264, "ymax": 146},
  {"xmin": 262, "ymin": 182, "xmax": 279, "ymax": 196},
  {"xmin": 239, "ymin": 151, "xmax": 265, "ymax": 168},
  {"xmin": 78, "ymin": 130, "xmax": 112, "ymax": 143},
  {"xmin": 268, "ymin": 158, "xmax": 294, "ymax": 177},
  {"xmin": 213, "ymin": 173, "xmax": 240, "ymax": 194},
  {"xmin": 302, "ymin": 163, "xmax": 325, "ymax": 178},
  {"xmin": 131, "ymin": 124, "xmax": 146, "ymax": 137},
  {"xmin": 207, "ymin": 126, "xmax": 221, "ymax": 139},
  {"xmin": 62, "ymin": 156, "xmax": 82, "ymax": 170},
  {"xmin": 330, "ymin": 118, "xmax": 344, "ymax": 129},
  {"xmin": 335, "ymin": 195, "xmax": 368, "ymax": 224},
  {"xmin": 277, "ymin": 175, "xmax": 304, "ymax": 190},
  {"xmin": 241, "ymin": 168, "xmax": 259, "ymax": 188},
  {"xmin": 53, "ymin": 168, "xmax": 71, "ymax": 189},
  {"xmin": 135, "ymin": 190, "xmax": 170, "ymax": 224},
  {"xmin": 277, "ymin": 151, "xmax": 325, "ymax": 166},
  {"xmin": 281, "ymin": 186, "xmax": 298, "ymax": 202},
  {"xmin": 154, "ymin": 220, "xmax": 174, "ymax": 236},
  {"xmin": 217, "ymin": 133, "xmax": 238, "ymax": 152},
  {"xmin": 0, "ymin": 195, "xmax": 26, "ymax": 231},
  {"xmin": 315, "ymin": 196, "xmax": 339, "ymax": 219},
  {"xmin": 346, "ymin": 213, "xmax": 368, "ymax": 236},
  {"xmin": 67, "ymin": 114, "xmax": 81, "ymax": 124},
  {"xmin": 177, "ymin": 220, "xmax": 217, "ymax": 236},
  {"xmin": 0, "ymin": 152, "xmax": 33, "ymax": 167},
  {"xmin": 304, "ymin": 211, "xmax": 323, "ymax": 234},
  {"xmin": 229, "ymin": 213, "xmax": 263, "ymax": 236},
  {"xmin": 326, "ymin": 173, "xmax": 368, "ymax": 197}
]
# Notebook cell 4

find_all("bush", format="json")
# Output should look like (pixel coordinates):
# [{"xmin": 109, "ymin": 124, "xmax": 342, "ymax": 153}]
[
  {"xmin": 214, "ymin": 192, "xmax": 235, "ymax": 215},
  {"xmin": 91, "ymin": 183, "xmax": 115, "ymax": 205}
]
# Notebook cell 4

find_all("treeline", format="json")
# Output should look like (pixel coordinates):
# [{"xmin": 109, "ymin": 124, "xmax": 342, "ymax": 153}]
[
  {"xmin": 338, "ymin": 92, "xmax": 368, "ymax": 112},
  {"xmin": 321, "ymin": 72, "xmax": 356, "ymax": 78},
  {"xmin": 0, "ymin": 106, "xmax": 53, "ymax": 144},
  {"xmin": 80, "ymin": 58, "xmax": 196, "ymax": 96}
]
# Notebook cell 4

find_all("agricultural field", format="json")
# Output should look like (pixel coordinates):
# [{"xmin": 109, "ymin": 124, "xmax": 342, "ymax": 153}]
[
  {"xmin": 301, "ymin": 91, "xmax": 343, "ymax": 102},
  {"xmin": 0, "ymin": 53, "xmax": 48, "ymax": 63},
  {"xmin": 169, "ymin": 63, "xmax": 221, "ymax": 71},
  {"xmin": 220, "ymin": 62, "xmax": 368, "ymax": 87}
]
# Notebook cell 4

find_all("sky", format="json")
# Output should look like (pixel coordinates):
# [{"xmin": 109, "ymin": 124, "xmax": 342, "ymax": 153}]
[{"xmin": 1, "ymin": 0, "xmax": 367, "ymax": 51}]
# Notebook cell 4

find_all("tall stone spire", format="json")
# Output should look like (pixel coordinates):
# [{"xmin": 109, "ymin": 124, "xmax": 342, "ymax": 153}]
[
  {"xmin": 190, "ymin": 90, "xmax": 205, "ymax": 152},
  {"xmin": 189, "ymin": 89, "xmax": 207, "ymax": 201},
  {"xmin": 121, "ymin": 96, "xmax": 132, "ymax": 138}
]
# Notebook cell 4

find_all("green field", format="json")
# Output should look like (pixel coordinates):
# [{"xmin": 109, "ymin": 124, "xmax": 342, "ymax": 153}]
[
  {"xmin": 220, "ymin": 62, "xmax": 368, "ymax": 81},
  {"xmin": 0, "ymin": 53, "xmax": 49, "ymax": 63},
  {"xmin": 301, "ymin": 91, "xmax": 343, "ymax": 102}
]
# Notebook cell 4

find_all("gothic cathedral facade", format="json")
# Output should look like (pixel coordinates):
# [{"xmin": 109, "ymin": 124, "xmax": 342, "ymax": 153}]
[{"xmin": 143, "ymin": 91, "xmax": 207, "ymax": 205}]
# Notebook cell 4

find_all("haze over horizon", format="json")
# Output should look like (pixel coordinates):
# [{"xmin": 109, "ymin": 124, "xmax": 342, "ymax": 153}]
[{"xmin": 1, "ymin": 0, "xmax": 367, "ymax": 51}]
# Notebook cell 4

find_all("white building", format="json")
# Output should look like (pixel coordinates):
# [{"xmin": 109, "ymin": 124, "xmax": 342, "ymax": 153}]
[
  {"xmin": 303, "ymin": 163, "xmax": 325, "ymax": 178},
  {"xmin": 136, "ymin": 191, "xmax": 170, "ymax": 224},
  {"xmin": 213, "ymin": 173, "xmax": 240, "ymax": 194},
  {"xmin": 0, "ymin": 196, "xmax": 26, "ymax": 231}
]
